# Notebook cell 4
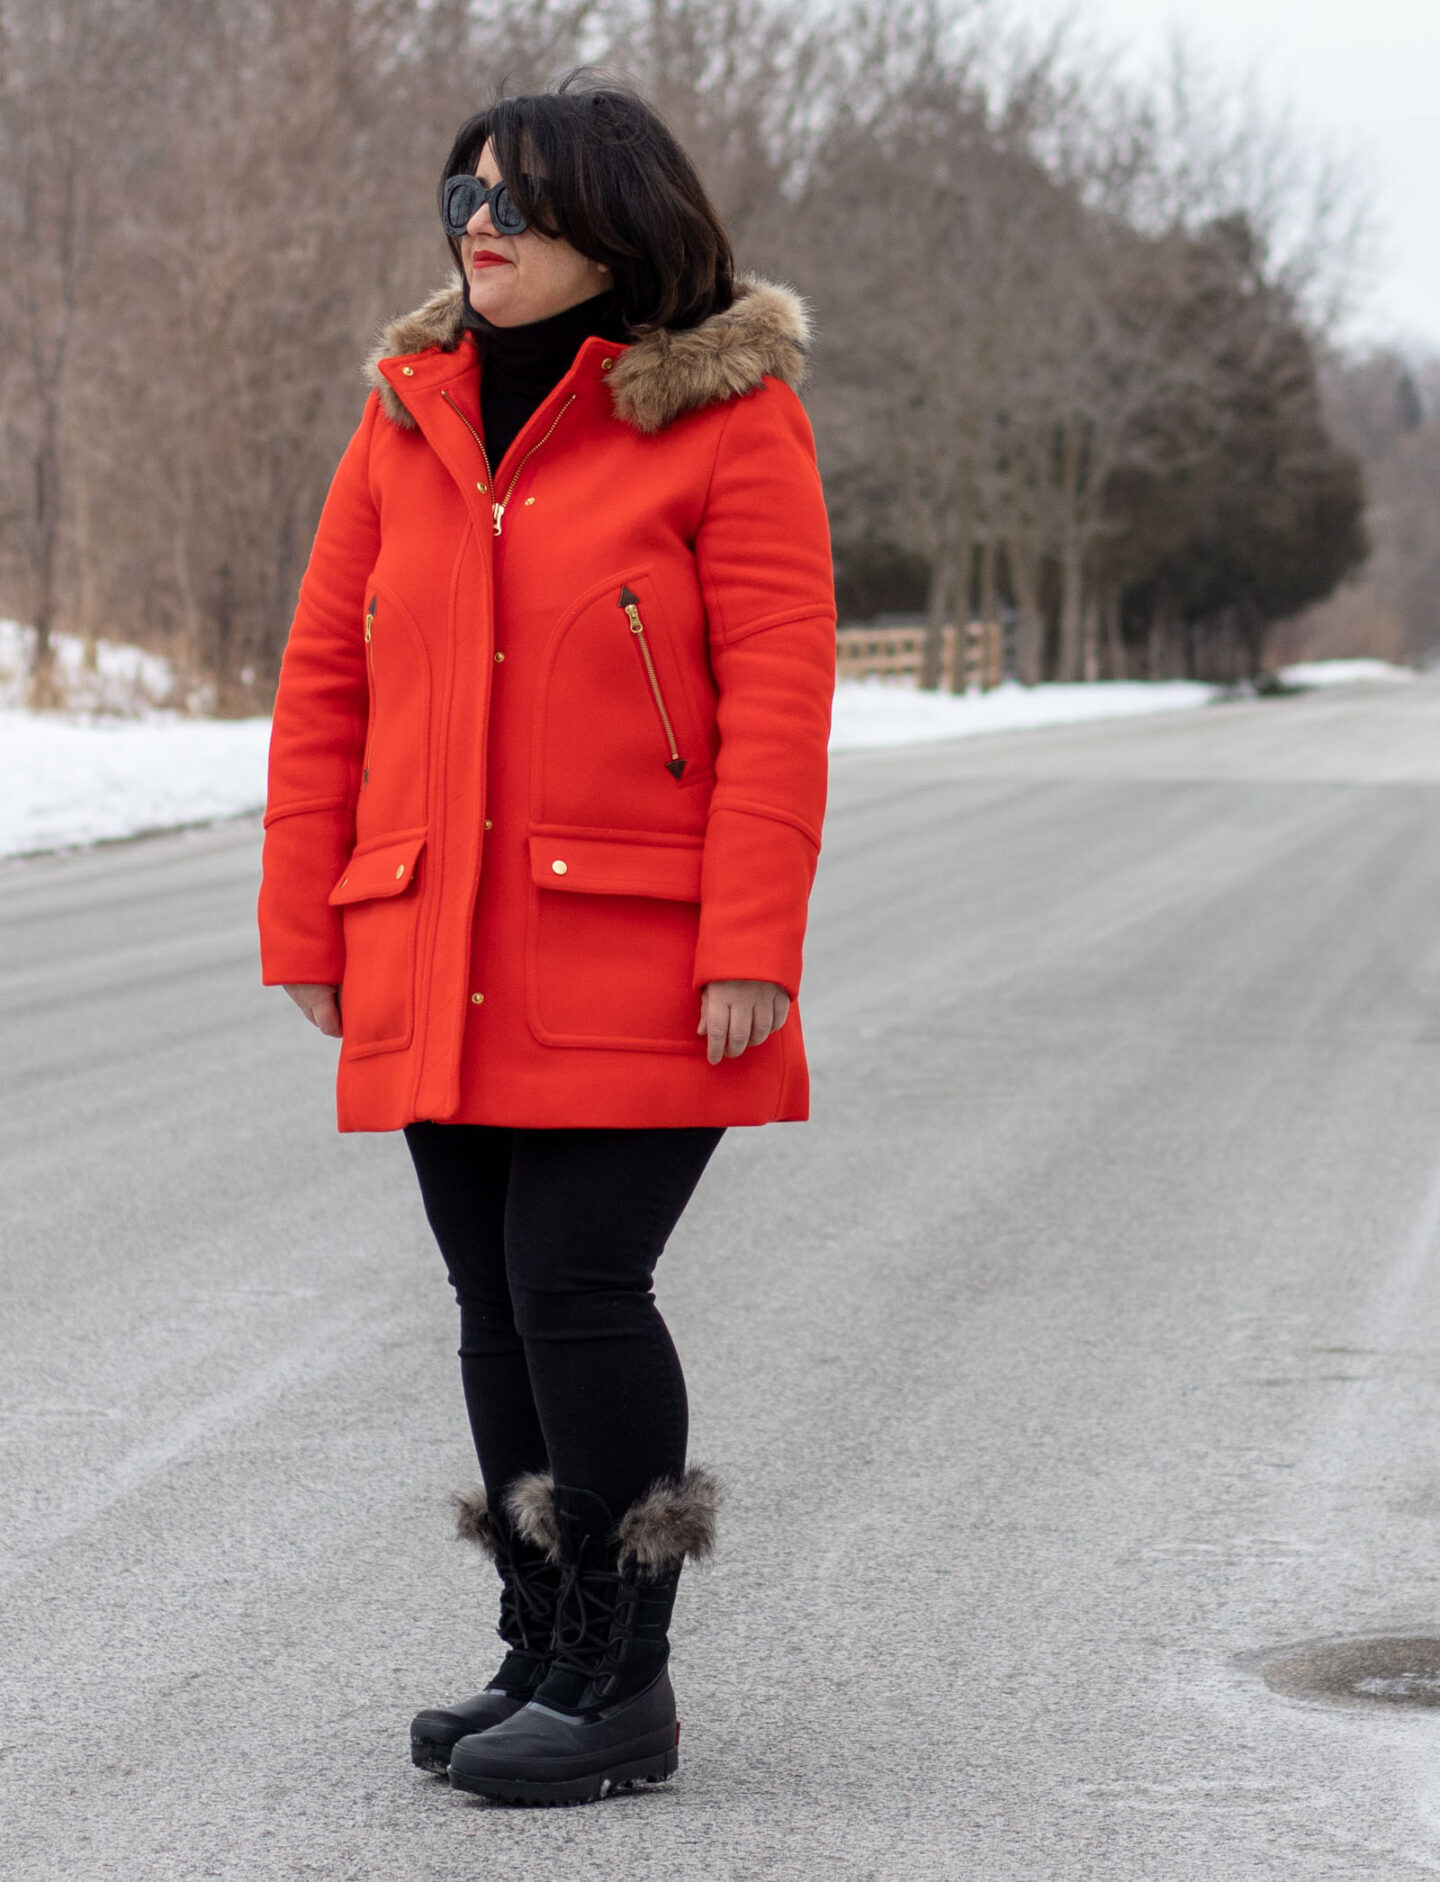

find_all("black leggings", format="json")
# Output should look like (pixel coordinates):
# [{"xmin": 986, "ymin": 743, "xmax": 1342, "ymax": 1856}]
[{"xmin": 404, "ymin": 1123, "xmax": 724, "ymax": 1518}]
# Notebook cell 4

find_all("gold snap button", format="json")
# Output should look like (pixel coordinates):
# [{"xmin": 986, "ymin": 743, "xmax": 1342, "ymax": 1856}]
[
  {"xmin": 551, "ymin": 859, "xmax": 568, "ymax": 875},
  {"xmin": 494, "ymin": 650, "xmax": 505, "ymax": 662},
  {"xmin": 394, "ymin": 864, "xmax": 405, "ymax": 879},
  {"xmin": 601, "ymin": 357, "xmax": 614, "ymax": 370},
  {"xmin": 339, "ymin": 877, "xmax": 348, "ymax": 888},
  {"xmin": 477, "ymin": 481, "xmax": 488, "ymax": 493},
  {"xmin": 401, "ymin": 365, "xmax": 414, "ymax": 377},
  {"xmin": 484, "ymin": 819, "xmax": 493, "ymax": 831},
  {"xmin": 471, "ymin": 991, "xmax": 485, "ymax": 1005},
  {"xmin": 524, "ymin": 497, "xmax": 535, "ymax": 506}
]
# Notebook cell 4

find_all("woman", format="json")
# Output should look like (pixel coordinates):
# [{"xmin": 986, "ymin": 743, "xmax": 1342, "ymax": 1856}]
[{"xmin": 258, "ymin": 79, "xmax": 835, "ymax": 1806}]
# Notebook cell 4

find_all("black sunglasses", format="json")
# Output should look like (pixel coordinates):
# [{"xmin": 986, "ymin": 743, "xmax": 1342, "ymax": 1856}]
[{"xmin": 442, "ymin": 173, "xmax": 539, "ymax": 239}]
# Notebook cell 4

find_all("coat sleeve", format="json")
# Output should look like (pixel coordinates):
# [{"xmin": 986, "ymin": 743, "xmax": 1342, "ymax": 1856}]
[
  {"xmin": 691, "ymin": 381, "xmax": 836, "ymax": 999},
  {"xmin": 257, "ymin": 396, "xmax": 382, "ymax": 986}
]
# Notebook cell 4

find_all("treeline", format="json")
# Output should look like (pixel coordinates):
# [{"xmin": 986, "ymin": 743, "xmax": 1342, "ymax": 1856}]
[
  {"xmin": 0, "ymin": 0, "xmax": 1380, "ymax": 706},
  {"xmin": 1272, "ymin": 351, "xmax": 1440, "ymax": 668}
]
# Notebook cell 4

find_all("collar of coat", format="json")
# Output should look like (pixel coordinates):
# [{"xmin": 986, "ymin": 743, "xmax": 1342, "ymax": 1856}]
[{"xmin": 365, "ymin": 272, "xmax": 810, "ymax": 436}]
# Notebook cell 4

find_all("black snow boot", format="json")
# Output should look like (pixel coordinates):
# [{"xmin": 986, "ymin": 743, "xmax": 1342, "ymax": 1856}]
[
  {"xmin": 410, "ymin": 1476, "xmax": 562, "ymax": 1774},
  {"xmin": 447, "ymin": 1466, "xmax": 722, "ymax": 1805}
]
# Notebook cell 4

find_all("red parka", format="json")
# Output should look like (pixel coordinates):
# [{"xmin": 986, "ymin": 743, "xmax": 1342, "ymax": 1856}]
[{"xmin": 258, "ymin": 276, "xmax": 836, "ymax": 1132}]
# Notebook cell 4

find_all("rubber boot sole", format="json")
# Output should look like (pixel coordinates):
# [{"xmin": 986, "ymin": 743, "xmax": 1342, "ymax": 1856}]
[
  {"xmin": 449, "ymin": 1723, "xmax": 680, "ymax": 1806},
  {"xmin": 411, "ymin": 1738, "xmax": 452, "ymax": 1776}
]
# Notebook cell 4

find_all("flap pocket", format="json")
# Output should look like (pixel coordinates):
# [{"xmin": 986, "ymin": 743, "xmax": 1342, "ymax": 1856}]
[
  {"xmin": 528, "ymin": 828, "xmax": 703, "ymax": 902},
  {"xmin": 329, "ymin": 830, "xmax": 427, "ymax": 906}
]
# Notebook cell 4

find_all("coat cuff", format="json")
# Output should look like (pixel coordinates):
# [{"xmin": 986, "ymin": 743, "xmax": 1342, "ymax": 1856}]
[
  {"xmin": 692, "ymin": 805, "xmax": 819, "ymax": 999},
  {"xmin": 258, "ymin": 807, "xmax": 351, "ymax": 985}
]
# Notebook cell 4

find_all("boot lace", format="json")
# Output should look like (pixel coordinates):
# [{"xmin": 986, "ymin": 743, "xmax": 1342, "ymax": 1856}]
[
  {"xmin": 497, "ymin": 1548, "xmax": 561, "ymax": 1653},
  {"xmin": 549, "ymin": 1539, "xmax": 635, "ymax": 1686}
]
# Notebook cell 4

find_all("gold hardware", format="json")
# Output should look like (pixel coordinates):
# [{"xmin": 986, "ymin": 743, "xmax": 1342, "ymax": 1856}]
[
  {"xmin": 477, "ymin": 481, "xmax": 488, "ymax": 493},
  {"xmin": 484, "ymin": 819, "xmax": 493, "ymax": 831},
  {"xmin": 524, "ymin": 497, "xmax": 535, "ymax": 506},
  {"xmin": 601, "ymin": 357, "xmax": 614, "ymax": 370},
  {"xmin": 401, "ymin": 365, "xmax": 414, "ymax": 376},
  {"xmin": 394, "ymin": 864, "xmax": 405, "ymax": 880},
  {"xmin": 551, "ymin": 859, "xmax": 568, "ymax": 875},
  {"xmin": 364, "ymin": 612, "xmax": 372, "ymax": 643},
  {"xmin": 471, "ymin": 991, "xmax": 485, "ymax": 1004},
  {"xmin": 339, "ymin": 877, "xmax": 347, "ymax": 888},
  {"xmin": 444, "ymin": 388, "xmax": 574, "ymax": 536},
  {"xmin": 620, "ymin": 590, "xmax": 685, "ymax": 775},
  {"xmin": 494, "ymin": 650, "xmax": 505, "ymax": 662}
]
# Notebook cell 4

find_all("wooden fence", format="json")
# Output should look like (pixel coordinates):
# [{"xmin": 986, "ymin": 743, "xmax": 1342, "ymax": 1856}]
[{"xmin": 835, "ymin": 621, "xmax": 1006, "ymax": 690}]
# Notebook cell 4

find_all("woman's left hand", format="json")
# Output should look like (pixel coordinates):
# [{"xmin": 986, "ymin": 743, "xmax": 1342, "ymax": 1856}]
[{"xmin": 698, "ymin": 980, "xmax": 791, "ymax": 1065}]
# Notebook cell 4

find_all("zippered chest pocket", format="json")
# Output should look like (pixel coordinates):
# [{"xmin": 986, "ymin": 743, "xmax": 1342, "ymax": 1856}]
[
  {"xmin": 535, "ymin": 570, "xmax": 715, "ymax": 832},
  {"xmin": 618, "ymin": 586, "xmax": 690, "ymax": 780}
]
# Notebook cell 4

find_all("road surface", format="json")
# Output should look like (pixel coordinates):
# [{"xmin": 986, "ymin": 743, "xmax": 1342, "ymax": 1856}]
[{"xmin": 5, "ymin": 677, "xmax": 1440, "ymax": 1879}]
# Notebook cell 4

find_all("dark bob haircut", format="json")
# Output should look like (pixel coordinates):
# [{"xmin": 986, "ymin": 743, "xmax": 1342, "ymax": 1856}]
[{"xmin": 438, "ymin": 75, "xmax": 734, "ymax": 336}]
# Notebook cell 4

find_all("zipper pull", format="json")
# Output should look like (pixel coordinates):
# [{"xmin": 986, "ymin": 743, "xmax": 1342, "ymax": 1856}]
[
  {"xmin": 492, "ymin": 502, "xmax": 505, "ymax": 537},
  {"xmin": 618, "ymin": 587, "xmax": 687, "ymax": 779}
]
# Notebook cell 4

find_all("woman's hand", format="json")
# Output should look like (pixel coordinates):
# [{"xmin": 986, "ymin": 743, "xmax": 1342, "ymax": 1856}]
[
  {"xmin": 697, "ymin": 980, "xmax": 790, "ymax": 1065},
  {"xmin": 284, "ymin": 983, "xmax": 343, "ymax": 1038}
]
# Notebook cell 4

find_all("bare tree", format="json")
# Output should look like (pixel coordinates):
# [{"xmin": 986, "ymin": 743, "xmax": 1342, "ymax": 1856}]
[{"xmin": 0, "ymin": 0, "xmax": 1374, "ymax": 703}]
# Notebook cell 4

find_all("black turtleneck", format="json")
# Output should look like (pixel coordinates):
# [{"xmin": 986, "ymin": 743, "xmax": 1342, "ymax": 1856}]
[{"xmin": 461, "ymin": 287, "xmax": 631, "ymax": 472}]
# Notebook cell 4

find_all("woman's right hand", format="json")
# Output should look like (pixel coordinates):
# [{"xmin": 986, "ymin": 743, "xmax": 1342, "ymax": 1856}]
[{"xmin": 284, "ymin": 984, "xmax": 343, "ymax": 1037}]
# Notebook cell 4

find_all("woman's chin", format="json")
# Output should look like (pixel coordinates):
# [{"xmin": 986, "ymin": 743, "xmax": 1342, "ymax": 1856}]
[{"xmin": 466, "ymin": 274, "xmax": 522, "ymax": 324}]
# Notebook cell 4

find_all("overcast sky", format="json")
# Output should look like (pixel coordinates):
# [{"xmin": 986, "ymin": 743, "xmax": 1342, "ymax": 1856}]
[{"xmin": 1011, "ymin": 0, "xmax": 1440, "ymax": 353}]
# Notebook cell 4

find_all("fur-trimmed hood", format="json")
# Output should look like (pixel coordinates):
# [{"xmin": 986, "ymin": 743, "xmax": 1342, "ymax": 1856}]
[{"xmin": 364, "ymin": 274, "xmax": 810, "ymax": 435}]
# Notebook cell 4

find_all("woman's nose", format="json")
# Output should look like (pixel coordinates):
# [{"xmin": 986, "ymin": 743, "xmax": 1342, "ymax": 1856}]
[{"xmin": 467, "ymin": 202, "xmax": 495, "ymax": 239}]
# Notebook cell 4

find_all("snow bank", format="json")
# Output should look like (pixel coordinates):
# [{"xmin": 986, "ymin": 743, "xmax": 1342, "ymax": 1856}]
[
  {"xmin": 1, "ymin": 672, "xmax": 1232, "ymax": 858},
  {"xmin": 828, "ymin": 676, "xmax": 1219, "ymax": 751},
  {"xmin": 1276, "ymin": 659, "xmax": 1416, "ymax": 688},
  {"xmin": 0, "ymin": 711, "xmax": 271, "ymax": 858},
  {"xmin": 0, "ymin": 619, "xmax": 179, "ymax": 714}
]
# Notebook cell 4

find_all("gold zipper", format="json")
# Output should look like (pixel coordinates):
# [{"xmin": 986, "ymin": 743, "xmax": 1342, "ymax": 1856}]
[
  {"xmin": 361, "ymin": 595, "xmax": 377, "ymax": 787},
  {"xmin": 441, "ymin": 388, "xmax": 575, "ymax": 536},
  {"xmin": 619, "ymin": 587, "xmax": 687, "ymax": 779}
]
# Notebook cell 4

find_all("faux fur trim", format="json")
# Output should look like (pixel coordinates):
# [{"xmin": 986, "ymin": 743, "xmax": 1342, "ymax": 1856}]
[
  {"xmin": 363, "ymin": 282, "xmax": 469, "ymax": 429},
  {"xmin": 608, "ymin": 280, "xmax": 809, "ymax": 435},
  {"xmin": 617, "ymin": 1466, "xmax": 725, "ymax": 1575},
  {"xmin": 451, "ymin": 1485, "xmax": 498, "ymax": 1558},
  {"xmin": 505, "ymin": 1471, "xmax": 559, "ymax": 1557},
  {"xmin": 363, "ymin": 274, "xmax": 809, "ymax": 434}
]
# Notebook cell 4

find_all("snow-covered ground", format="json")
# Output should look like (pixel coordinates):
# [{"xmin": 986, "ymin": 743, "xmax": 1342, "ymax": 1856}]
[
  {"xmin": 0, "ymin": 639, "xmax": 1418, "ymax": 860},
  {"xmin": 0, "ymin": 711, "xmax": 272, "ymax": 858},
  {"xmin": 0, "ymin": 619, "xmax": 180, "ymax": 714},
  {"xmin": 1276, "ymin": 658, "xmax": 1417, "ymax": 688},
  {"xmin": 0, "ymin": 621, "xmax": 267, "ymax": 857},
  {"xmin": 829, "ymin": 675, "xmax": 1220, "ymax": 751}
]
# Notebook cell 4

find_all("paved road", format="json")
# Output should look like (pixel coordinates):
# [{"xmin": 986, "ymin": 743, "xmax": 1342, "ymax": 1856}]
[{"xmin": 6, "ymin": 678, "xmax": 1440, "ymax": 1880}]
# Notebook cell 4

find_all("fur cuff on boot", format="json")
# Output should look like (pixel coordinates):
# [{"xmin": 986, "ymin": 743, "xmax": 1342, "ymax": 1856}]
[
  {"xmin": 618, "ymin": 1467, "xmax": 725, "ymax": 1576},
  {"xmin": 451, "ymin": 1485, "xmax": 500, "ymax": 1557},
  {"xmin": 505, "ymin": 1471, "xmax": 559, "ymax": 1555}
]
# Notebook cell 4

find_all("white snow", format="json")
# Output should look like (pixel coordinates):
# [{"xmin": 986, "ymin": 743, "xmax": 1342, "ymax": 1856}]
[
  {"xmin": 828, "ymin": 675, "xmax": 1220, "ymax": 750},
  {"xmin": 1276, "ymin": 659, "xmax": 1417, "ymax": 688},
  {"xmin": 0, "ymin": 711, "xmax": 271, "ymax": 858},
  {"xmin": 8, "ymin": 625, "xmax": 1398, "ymax": 860},
  {"xmin": 0, "ymin": 619, "xmax": 180, "ymax": 714},
  {"xmin": 0, "ymin": 621, "xmax": 267, "ymax": 858}
]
